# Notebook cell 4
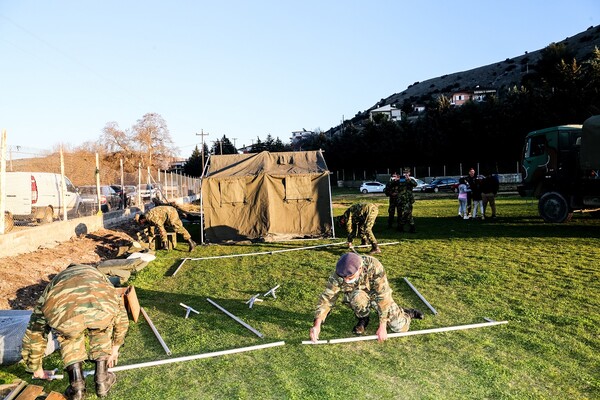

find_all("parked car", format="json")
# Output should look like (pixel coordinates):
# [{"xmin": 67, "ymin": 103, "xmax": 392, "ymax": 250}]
[
  {"xmin": 412, "ymin": 178, "xmax": 427, "ymax": 192},
  {"xmin": 137, "ymin": 183, "xmax": 159, "ymax": 202},
  {"xmin": 359, "ymin": 181, "xmax": 386, "ymax": 194},
  {"xmin": 79, "ymin": 185, "xmax": 122, "ymax": 213},
  {"xmin": 422, "ymin": 177, "xmax": 460, "ymax": 193},
  {"xmin": 110, "ymin": 184, "xmax": 137, "ymax": 207}
]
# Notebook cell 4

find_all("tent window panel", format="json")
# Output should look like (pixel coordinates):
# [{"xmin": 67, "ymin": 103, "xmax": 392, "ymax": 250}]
[
  {"xmin": 285, "ymin": 176, "xmax": 311, "ymax": 200},
  {"xmin": 220, "ymin": 180, "xmax": 246, "ymax": 204}
]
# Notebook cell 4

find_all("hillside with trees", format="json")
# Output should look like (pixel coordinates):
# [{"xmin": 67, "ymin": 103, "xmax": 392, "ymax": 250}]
[{"xmin": 292, "ymin": 25, "xmax": 600, "ymax": 177}]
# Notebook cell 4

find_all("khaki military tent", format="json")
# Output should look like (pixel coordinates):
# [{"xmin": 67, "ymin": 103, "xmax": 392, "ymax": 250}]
[{"xmin": 201, "ymin": 150, "xmax": 333, "ymax": 242}]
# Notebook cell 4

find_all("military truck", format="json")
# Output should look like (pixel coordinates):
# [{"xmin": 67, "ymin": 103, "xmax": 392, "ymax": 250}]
[{"xmin": 517, "ymin": 115, "xmax": 600, "ymax": 222}]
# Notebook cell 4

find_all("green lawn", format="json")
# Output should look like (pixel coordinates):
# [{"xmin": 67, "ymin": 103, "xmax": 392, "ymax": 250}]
[{"xmin": 2, "ymin": 191, "xmax": 599, "ymax": 399}]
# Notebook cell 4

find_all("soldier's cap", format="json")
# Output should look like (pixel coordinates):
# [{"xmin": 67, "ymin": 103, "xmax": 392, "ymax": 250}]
[{"xmin": 335, "ymin": 252, "xmax": 362, "ymax": 277}]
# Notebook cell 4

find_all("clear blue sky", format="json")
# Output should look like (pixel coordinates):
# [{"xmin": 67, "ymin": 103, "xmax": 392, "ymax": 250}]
[{"xmin": 1, "ymin": 1, "xmax": 598, "ymax": 158}]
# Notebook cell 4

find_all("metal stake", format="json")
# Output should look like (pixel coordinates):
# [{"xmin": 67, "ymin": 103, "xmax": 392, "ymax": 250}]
[{"xmin": 141, "ymin": 307, "xmax": 172, "ymax": 355}]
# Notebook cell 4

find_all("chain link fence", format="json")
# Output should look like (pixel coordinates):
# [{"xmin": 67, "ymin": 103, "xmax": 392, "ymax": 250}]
[{"xmin": 0, "ymin": 136, "xmax": 201, "ymax": 234}]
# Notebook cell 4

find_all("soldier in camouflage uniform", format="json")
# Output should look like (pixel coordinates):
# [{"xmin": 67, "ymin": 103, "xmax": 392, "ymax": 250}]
[
  {"xmin": 21, "ymin": 264, "xmax": 129, "ymax": 400},
  {"xmin": 397, "ymin": 168, "xmax": 417, "ymax": 233},
  {"xmin": 337, "ymin": 202, "xmax": 380, "ymax": 254},
  {"xmin": 309, "ymin": 252, "xmax": 423, "ymax": 342},
  {"xmin": 384, "ymin": 172, "xmax": 401, "ymax": 228},
  {"xmin": 137, "ymin": 205, "xmax": 196, "ymax": 252}
]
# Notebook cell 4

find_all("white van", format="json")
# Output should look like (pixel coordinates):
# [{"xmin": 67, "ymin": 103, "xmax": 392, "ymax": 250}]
[{"xmin": 3, "ymin": 172, "xmax": 82, "ymax": 225}]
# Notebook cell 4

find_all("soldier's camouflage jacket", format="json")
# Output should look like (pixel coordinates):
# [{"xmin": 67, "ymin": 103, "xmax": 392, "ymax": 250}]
[
  {"xmin": 21, "ymin": 264, "xmax": 129, "ymax": 372},
  {"xmin": 343, "ymin": 203, "xmax": 378, "ymax": 241},
  {"xmin": 314, "ymin": 255, "xmax": 395, "ymax": 325}
]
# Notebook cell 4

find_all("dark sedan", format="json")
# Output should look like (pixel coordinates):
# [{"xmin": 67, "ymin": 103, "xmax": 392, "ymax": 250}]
[{"xmin": 422, "ymin": 177, "xmax": 460, "ymax": 193}]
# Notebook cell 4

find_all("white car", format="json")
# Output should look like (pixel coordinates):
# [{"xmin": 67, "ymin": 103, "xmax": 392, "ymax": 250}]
[{"xmin": 359, "ymin": 181, "xmax": 386, "ymax": 194}]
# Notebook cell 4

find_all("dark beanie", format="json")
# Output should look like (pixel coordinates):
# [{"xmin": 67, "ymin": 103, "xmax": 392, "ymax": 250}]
[{"xmin": 335, "ymin": 253, "xmax": 362, "ymax": 277}]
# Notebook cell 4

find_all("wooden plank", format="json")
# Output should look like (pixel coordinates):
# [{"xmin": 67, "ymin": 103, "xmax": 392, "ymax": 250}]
[
  {"xmin": 14, "ymin": 384, "xmax": 43, "ymax": 400},
  {"xmin": 116, "ymin": 285, "xmax": 140, "ymax": 323},
  {"xmin": 45, "ymin": 392, "xmax": 68, "ymax": 400}
]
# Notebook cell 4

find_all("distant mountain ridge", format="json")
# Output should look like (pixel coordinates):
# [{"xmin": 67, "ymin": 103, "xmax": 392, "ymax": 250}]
[{"xmin": 347, "ymin": 24, "xmax": 600, "ymax": 123}]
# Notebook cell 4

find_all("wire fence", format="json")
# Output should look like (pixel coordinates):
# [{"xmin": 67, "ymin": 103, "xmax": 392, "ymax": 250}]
[{"xmin": 0, "ymin": 135, "xmax": 201, "ymax": 234}]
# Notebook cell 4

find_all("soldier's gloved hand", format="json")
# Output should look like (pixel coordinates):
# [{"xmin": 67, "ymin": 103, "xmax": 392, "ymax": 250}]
[{"xmin": 107, "ymin": 345, "xmax": 120, "ymax": 368}]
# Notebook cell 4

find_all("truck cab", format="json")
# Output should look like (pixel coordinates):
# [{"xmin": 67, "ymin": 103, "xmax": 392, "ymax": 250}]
[{"xmin": 518, "ymin": 117, "xmax": 600, "ymax": 222}]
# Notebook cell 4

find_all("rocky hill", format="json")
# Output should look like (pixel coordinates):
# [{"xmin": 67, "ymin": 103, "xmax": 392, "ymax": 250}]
[{"xmin": 348, "ymin": 24, "xmax": 600, "ymax": 123}]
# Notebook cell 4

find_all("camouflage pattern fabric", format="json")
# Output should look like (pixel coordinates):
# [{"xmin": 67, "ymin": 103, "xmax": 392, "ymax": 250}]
[
  {"xmin": 385, "ymin": 180, "xmax": 401, "ymax": 225},
  {"xmin": 145, "ymin": 205, "xmax": 191, "ymax": 241},
  {"xmin": 21, "ymin": 264, "xmax": 129, "ymax": 372},
  {"xmin": 398, "ymin": 178, "xmax": 416, "ymax": 226},
  {"xmin": 314, "ymin": 255, "xmax": 411, "ymax": 330},
  {"xmin": 343, "ymin": 203, "xmax": 379, "ymax": 245}
]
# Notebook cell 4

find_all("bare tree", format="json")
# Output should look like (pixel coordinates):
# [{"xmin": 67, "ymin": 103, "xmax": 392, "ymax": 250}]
[{"xmin": 132, "ymin": 113, "xmax": 177, "ymax": 170}]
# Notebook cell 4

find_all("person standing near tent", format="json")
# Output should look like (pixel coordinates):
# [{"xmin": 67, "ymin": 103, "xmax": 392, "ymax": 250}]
[
  {"xmin": 309, "ymin": 252, "xmax": 423, "ymax": 342},
  {"xmin": 136, "ymin": 205, "xmax": 196, "ymax": 252},
  {"xmin": 21, "ymin": 264, "xmax": 129, "ymax": 400},
  {"xmin": 337, "ymin": 202, "xmax": 381, "ymax": 254},
  {"xmin": 397, "ymin": 168, "xmax": 417, "ymax": 233},
  {"xmin": 384, "ymin": 172, "xmax": 401, "ymax": 229}
]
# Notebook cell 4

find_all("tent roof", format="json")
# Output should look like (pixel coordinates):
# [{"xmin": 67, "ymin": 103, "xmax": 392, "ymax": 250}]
[{"xmin": 207, "ymin": 150, "xmax": 329, "ymax": 178}]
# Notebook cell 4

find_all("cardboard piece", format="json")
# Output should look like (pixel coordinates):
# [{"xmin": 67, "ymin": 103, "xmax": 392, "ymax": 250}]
[{"xmin": 116, "ymin": 286, "xmax": 141, "ymax": 323}]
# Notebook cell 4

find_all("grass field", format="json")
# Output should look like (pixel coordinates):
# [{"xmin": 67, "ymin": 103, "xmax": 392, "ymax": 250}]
[{"xmin": 2, "ymin": 191, "xmax": 599, "ymax": 399}]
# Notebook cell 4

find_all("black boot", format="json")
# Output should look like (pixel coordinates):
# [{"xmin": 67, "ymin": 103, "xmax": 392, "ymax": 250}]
[
  {"xmin": 404, "ymin": 308, "xmax": 424, "ymax": 319},
  {"xmin": 360, "ymin": 238, "xmax": 367, "ymax": 246},
  {"xmin": 352, "ymin": 316, "xmax": 370, "ymax": 335},
  {"xmin": 369, "ymin": 243, "xmax": 381, "ymax": 254},
  {"xmin": 65, "ymin": 362, "xmax": 86, "ymax": 400},
  {"xmin": 409, "ymin": 224, "xmax": 416, "ymax": 233},
  {"xmin": 187, "ymin": 238, "xmax": 197, "ymax": 252},
  {"xmin": 95, "ymin": 358, "xmax": 116, "ymax": 397}
]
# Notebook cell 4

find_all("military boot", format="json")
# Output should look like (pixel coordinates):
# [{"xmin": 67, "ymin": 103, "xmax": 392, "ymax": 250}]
[
  {"xmin": 404, "ymin": 308, "xmax": 424, "ymax": 319},
  {"xmin": 65, "ymin": 362, "xmax": 86, "ymax": 400},
  {"xmin": 187, "ymin": 238, "xmax": 197, "ymax": 252},
  {"xmin": 95, "ymin": 358, "xmax": 117, "ymax": 397},
  {"xmin": 352, "ymin": 316, "xmax": 370, "ymax": 335},
  {"xmin": 360, "ymin": 238, "xmax": 367, "ymax": 246},
  {"xmin": 369, "ymin": 243, "xmax": 381, "ymax": 254},
  {"xmin": 409, "ymin": 224, "xmax": 416, "ymax": 233}
]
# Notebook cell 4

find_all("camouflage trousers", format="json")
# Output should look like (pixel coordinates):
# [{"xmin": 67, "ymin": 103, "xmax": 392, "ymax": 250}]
[
  {"xmin": 342, "ymin": 290, "xmax": 411, "ymax": 332},
  {"xmin": 398, "ymin": 199, "xmax": 414, "ymax": 226},
  {"xmin": 357, "ymin": 204, "xmax": 378, "ymax": 245},
  {"xmin": 149, "ymin": 207, "xmax": 191, "ymax": 242},
  {"xmin": 388, "ymin": 197, "xmax": 400, "ymax": 226},
  {"xmin": 56, "ymin": 317, "xmax": 116, "ymax": 367}
]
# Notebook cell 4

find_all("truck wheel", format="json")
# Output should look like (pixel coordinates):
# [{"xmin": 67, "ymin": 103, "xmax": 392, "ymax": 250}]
[
  {"xmin": 4, "ymin": 212, "xmax": 14, "ymax": 232},
  {"xmin": 37, "ymin": 206, "xmax": 54, "ymax": 224},
  {"xmin": 538, "ymin": 192, "xmax": 572, "ymax": 223}
]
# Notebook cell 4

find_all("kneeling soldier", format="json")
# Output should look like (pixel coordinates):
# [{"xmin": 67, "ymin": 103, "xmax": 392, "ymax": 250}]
[
  {"xmin": 21, "ymin": 264, "xmax": 129, "ymax": 399},
  {"xmin": 310, "ymin": 252, "xmax": 423, "ymax": 342}
]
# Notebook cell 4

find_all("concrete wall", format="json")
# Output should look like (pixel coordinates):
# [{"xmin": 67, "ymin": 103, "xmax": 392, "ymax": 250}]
[{"xmin": 0, "ymin": 208, "xmax": 140, "ymax": 258}]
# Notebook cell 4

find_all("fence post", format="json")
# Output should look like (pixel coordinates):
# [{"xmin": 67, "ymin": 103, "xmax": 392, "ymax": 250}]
[
  {"xmin": 60, "ymin": 147, "xmax": 67, "ymax": 220},
  {"xmin": 0, "ymin": 129, "xmax": 6, "ymax": 234}
]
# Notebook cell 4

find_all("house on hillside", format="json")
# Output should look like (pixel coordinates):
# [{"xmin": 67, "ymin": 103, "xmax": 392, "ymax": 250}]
[
  {"xmin": 290, "ymin": 129, "xmax": 314, "ymax": 145},
  {"xmin": 370, "ymin": 104, "xmax": 403, "ymax": 122},
  {"xmin": 451, "ymin": 87, "xmax": 497, "ymax": 106}
]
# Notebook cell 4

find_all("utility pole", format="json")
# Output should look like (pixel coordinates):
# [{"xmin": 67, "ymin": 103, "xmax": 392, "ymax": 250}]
[
  {"xmin": 196, "ymin": 129, "xmax": 209, "ymax": 173},
  {"xmin": 232, "ymin": 138, "xmax": 238, "ymax": 152}
]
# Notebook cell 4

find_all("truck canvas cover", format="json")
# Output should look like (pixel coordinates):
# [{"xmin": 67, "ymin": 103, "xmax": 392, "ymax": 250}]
[{"xmin": 581, "ymin": 115, "xmax": 600, "ymax": 169}]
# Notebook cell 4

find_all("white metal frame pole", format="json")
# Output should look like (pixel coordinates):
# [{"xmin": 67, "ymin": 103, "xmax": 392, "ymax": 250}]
[
  {"xmin": 110, "ymin": 342, "xmax": 284, "ymax": 373},
  {"xmin": 206, "ymin": 298, "xmax": 264, "ymax": 338},
  {"xmin": 324, "ymin": 320, "xmax": 508, "ymax": 344},
  {"xmin": 141, "ymin": 307, "xmax": 172, "ymax": 355},
  {"xmin": 403, "ymin": 277, "xmax": 438, "ymax": 315}
]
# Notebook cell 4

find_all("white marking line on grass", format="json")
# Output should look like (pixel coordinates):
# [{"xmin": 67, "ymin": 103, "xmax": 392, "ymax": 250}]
[
  {"xmin": 306, "ymin": 320, "xmax": 508, "ymax": 344},
  {"xmin": 403, "ymin": 277, "xmax": 438, "ymax": 315},
  {"xmin": 207, "ymin": 298, "xmax": 264, "ymax": 338}
]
